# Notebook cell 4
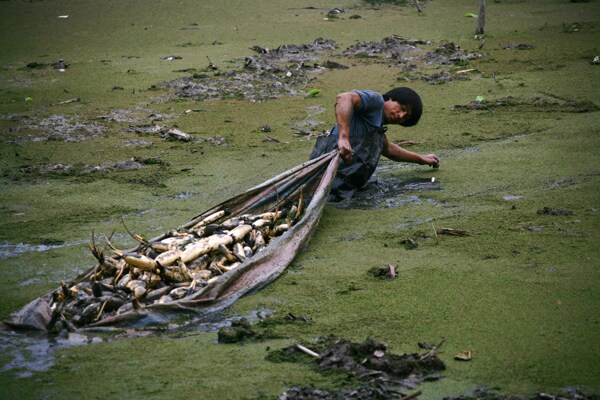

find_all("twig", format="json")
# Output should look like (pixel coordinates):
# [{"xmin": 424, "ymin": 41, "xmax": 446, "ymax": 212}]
[
  {"xmin": 87, "ymin": 230, "xmax": 105, "ymax": 265},
  {"xmin": 263, "ymin": 135, "xmax": 281, "ymax": 143},
  {"xmin": 400, "ymin": 390, "xmax": 422, "ymax": 400},
  {"xmin": 388, "ymin": 264, "xmax": 397, "ymax": 278},
  {"xmin": 419, "ymin": 337, "xmax": 446, "ymax": 361},
  {"xmin": 206, "ymin": 56, "xmax": 217, "ymax": 70},
  {"xmin": 121, "ymin": 217, "xmax": 137, "ymax": 239},
  {"xmin": 51, "ymin": 97, "xmax": 80, "ymax": 106},
  {"xmin": 436, "ymin": 227, "xmax": 470, "ymax": 237},
  {"xmin": 296, "ymin": 344, "xmax": 320, "ymax": 358},
  {"xmin": 291, "ymin": 128, "xmax": 312, "ymax": 136},
  {"xmin": 431, "ymin": 223, "xmax": 439, "ymax": 244},
  {"xmin": 95, "ymin": 299, "xmax": 109, "ymax": 321},
  {"xmin": 413, "ymin": 0, "xmax": 422, "ymax": 13}
]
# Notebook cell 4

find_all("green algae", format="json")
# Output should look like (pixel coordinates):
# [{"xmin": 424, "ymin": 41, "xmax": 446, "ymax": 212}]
[{"xmin": 1, "ymin": 0, "xmax": 600, "ymax": 399}]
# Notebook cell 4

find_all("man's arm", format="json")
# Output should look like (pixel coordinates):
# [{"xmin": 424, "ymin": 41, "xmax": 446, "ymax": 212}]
[
  {"xmin": 335, "ymin": 92, "xmax": 362, "ymax": 162},
  {"xmin": 381, "ymin": 136, "xmax": 440, "ymax": 167}
]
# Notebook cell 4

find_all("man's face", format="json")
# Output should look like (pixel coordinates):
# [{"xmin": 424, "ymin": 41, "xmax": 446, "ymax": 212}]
[{"xmin": 383, "ymin": 100, "xmax": 410, "ymax": 125}]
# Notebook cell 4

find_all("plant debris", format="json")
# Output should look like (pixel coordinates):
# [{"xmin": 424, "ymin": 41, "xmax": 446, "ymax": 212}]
[
  {"xmin": 166, "ymin": 127, "xmax": 191, "ymax": 142},
  {"xmin": 270, "ymin": 336, "xmax": 446, "ymax": 399},
  {"xmin": 503, "ymin": 43, "xmax": 535, "ymax": 50},
  {"xmin": 443, "ymin": 387, "xmax": 599, "ymax": 400},
  {"xmin": 217, "ymin": 318, "xmax": 256, "ymax": 343},
  {"xmin": 369, "ymin": 264, "xmax": 398, "ymax": 279},
  {"xmin": 158, "ymin": 35, "xmax": 487, "ymax": 104},
  {"xmin": 160, "ymin": 38, "xmax": 337, "ymax": 102},
  {"xmin": 454, "ymin": 350, "xmax": 472, "ymax": 361},
  {"xmin": 401, "ymin": 238, "xmax": 419, "ymax": 249},
  {"xmin": 25, "ymin": 59, "xmax": 69, "ymax": 70},
  {"xmin": 537, "ymin": 207, "xmax": 575, "ymax": 216},
  {"xmin": 436, "ymin": 227, "xmax": 470, "ymax": 237}
]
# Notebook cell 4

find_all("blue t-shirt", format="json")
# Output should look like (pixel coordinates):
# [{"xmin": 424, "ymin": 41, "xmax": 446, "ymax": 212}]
[
  {"xmin": 330, "ymin": 90, "xmax": 384, "ymax": 137},
  {"xmin": 310, "ymin": 90, "xmax": 388, "ymax": 201}
]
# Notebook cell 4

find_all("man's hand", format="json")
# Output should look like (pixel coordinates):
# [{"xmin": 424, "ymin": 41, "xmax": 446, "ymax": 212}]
[
  {"xmin": 421, "ymin": 154, "xmax": 440, "ymax": 168},
  {"xmin": 338, "ymin": 137, "xmax": 353, "ymax": 162},
  {"xmin": 382, "ymin": 139, "xmax": 439, "ymax": 168},
  {"xmin": 334, "ymin": 92, "xmax": 361, "ymax": 163}
]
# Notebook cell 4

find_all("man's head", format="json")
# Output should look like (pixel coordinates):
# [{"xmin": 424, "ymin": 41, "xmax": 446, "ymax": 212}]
[{"xmin": 382, "ymin": 87, "xmax": 423, "ymax": 127}]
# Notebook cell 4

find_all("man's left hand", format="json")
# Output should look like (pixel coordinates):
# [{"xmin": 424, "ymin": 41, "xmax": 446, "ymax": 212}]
[{"xmin": 421, "ymin": 154, "xmax": 440, "ymax": 168}]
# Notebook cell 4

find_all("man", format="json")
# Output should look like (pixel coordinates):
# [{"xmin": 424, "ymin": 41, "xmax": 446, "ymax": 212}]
[{"xmin": 310, "ymin": 87, "xmax": 439, "ymax": 201}]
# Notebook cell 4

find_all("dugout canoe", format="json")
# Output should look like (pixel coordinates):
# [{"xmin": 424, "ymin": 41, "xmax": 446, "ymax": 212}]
[{"xmin": 4, "ymin": 150, "xmax": 340, "ymax": 331}]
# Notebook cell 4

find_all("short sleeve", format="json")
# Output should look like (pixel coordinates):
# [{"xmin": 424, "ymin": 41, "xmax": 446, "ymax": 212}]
[{"xmin": 353, "ymin": 90, "xmax": 384, "ymax": 127}]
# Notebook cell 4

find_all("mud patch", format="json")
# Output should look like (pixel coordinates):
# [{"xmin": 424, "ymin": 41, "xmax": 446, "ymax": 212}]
[
  {"xmin": 17, "ymin": 158, "xmax": 160, "ymax": 177},
  {"xmin": 97, "ymin": 108, "xmax": 177, "ymax": 124},
  {"xmin": 294, "ymin": 104, "xmax": 328, "ymax": 133},
  {"xmin": 442, "ymin": 387, "xmax": 599, "ymax": 400},
  {"xmin": 24, "ymin": 59, "xmax": 69, "ymax": 71},
  {"xmin": 10, "ymin": 115, "xmax": 105, "ymax": 143},
  {"xmin": 537, "ymin": 207, "xmax": 575, "ymax": 216},
  {"xmin": 215, "ymin": 311, "xmax": 315, "ymax": 343},
  {"xmin": 368, "ymin": 264, "xmax": 398, "ymax": 279},
  {"xmin": 423, "ymin": 42, "xmax": 481, "ymax": 65},
  {"xmin": 217, "ymin": 318, "xmax": 257, "ymax": 343},
  {"xmin": 421, "ymin": 71, "xmax": 470, "ymax": 85},
  {"xmin": 160, "ymin": 38, "xmax": 337, "ymax": 102},
  {"xmin": 121, "ymin": 139, "xmax": 154, "ymax": 148},
  {"xmin": 452, "ymin": 95, "xmax": 599, "ymax": 113},
  {"xmin": 330, "ymin": 176, "xmax": 440, "ymax": 210},
  {"xmin": 503, "ymin": 43, "xmax": 535, "ymax": 50},
  {"xmin": 0, "ymin": 239, "xmax": 85, "ymax": 261},
  {"xmin": 279, "ymin": 385, "xmax": 410, "ymax": 400},
  {"xmin": 159, "ymin": 36, "xmax": 484, "ymax": 104},
  {"xmin": 127, "ymin": 124, "xmax": 227, "ymax": 145},
  {"xmin": 344, "ymin": 37, "xmax": 481, "ymax": 84},
  {"xmin": 342, "ymin": 35, "xmax": 430, "ymax": 61},
  {"xmin": 4, "ymin": 108, "xmax": 179, "ymax": 144}
]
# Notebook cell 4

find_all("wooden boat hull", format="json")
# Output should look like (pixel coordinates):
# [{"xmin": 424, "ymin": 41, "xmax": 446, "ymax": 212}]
[{"xmin": 4, "ymin": 151, "xmax": 340, "ymax": 331}]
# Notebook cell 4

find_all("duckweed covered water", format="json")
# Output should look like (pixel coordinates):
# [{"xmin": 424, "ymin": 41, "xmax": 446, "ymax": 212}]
[{"xmin": 1, "ymin": 0, "xmax": 599, "ymax": 399}]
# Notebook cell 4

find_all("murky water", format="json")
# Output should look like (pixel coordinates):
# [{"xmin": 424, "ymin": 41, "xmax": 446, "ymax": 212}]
[
  {"xmin": 0, "ymin": 240, "xmax": 87, "ymax": 261},
  {"xmin": 0, "ymin": 330, "xmax": 103, "ymax": 378},
  {"xmin": 0, "ymin": 308, "xmax": 271, "ymax": 377},
  {"xmin": 166, "ymin": 308, "xmax": 273, "ymax": 337},
  {"xmin": 330, "ymin": 175, "xmax": 440, "ymax": 210}
]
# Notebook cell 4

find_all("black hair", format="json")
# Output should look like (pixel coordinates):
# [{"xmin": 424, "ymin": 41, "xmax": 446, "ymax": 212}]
[{"xmin": 383, "ymin": 87, "xmax": 423, "ymax": 127}]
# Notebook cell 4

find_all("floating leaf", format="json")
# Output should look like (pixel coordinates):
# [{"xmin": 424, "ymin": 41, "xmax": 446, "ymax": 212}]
[
  {"xmin": 455, "ymin": 350, "xmax": 472, "ymax": 361},
  {"xmin": 308, "ymin": 89, "xmax": 321, "ymax": 97},
  {"xmin": 373, "ymin": 350, "xmax": 385, "ymax": 358}
]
